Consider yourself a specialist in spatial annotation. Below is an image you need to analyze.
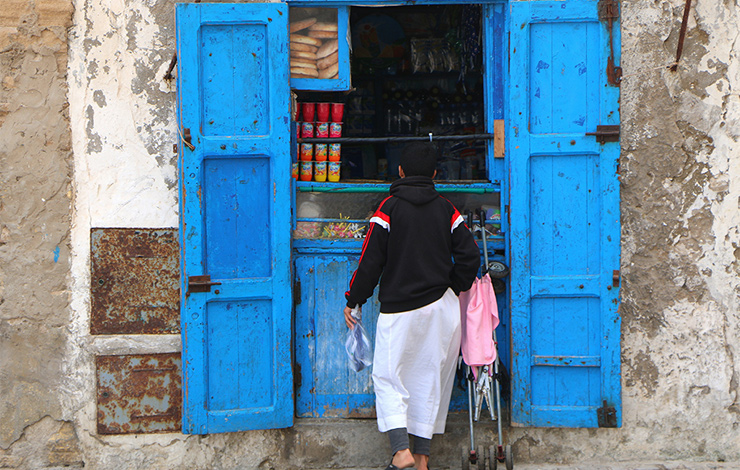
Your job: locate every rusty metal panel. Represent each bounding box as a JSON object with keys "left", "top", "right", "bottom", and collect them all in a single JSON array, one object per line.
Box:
[
  {"left": 96, "top": 353, "right": 182, "bottom": 434},
  {"left": 90, "top": 228, "right": 180, "bottom": 334}
]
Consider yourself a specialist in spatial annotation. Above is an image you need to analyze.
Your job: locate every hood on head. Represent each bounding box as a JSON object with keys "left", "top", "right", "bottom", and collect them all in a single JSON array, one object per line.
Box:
[{"left": 389, "top": 176, "right": 438, "bottom": 205}]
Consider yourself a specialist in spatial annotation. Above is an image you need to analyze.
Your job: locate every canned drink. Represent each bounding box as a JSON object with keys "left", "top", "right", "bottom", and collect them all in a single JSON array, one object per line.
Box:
[
  {"left": 316, "top": 122, "right": 329, "bottom": 138},
  {"left": 314, "top": 161, "right": 327, "bottom": 182},
  {"left": 301, "top": 122, "right": 314, "bottom": 138},
  {"left": 328, "top": 143, "right": 341, "bottom": 161},
  {"left": 328, "top": 161, "right": 341, "bottom": 182},
  {"left": 300, "top": 143, "right": 314, "bottom": 161},
  {"left": 314, "top": 143, "right": 327, "bottom": 161},
  {"left": 299, "top": 161, "right": 313, "bottom": 181},
  {"left": 329, "top": 122, "right": 342, "bottom": 138}
]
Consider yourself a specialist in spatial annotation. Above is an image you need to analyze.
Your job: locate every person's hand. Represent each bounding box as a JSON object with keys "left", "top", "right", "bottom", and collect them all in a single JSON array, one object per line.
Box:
[{"left": 344, "top": 305, "right": 361, "bottom": 329}]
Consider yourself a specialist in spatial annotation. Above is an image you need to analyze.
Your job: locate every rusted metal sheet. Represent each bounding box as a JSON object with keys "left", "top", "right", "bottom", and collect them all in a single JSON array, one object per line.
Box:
[
  {"left": 96, "top": 353, "right": 182, "bottom": 434},
  {"left": 90, "top": 228, "right": 180, "bottom": 334}
]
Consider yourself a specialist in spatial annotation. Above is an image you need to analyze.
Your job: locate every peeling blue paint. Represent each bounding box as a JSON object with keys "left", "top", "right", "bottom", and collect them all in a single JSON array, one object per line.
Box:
[
  {"left": 535, "top": 60, "right": 550, "bottom": 72},
  {"left": 53, "top": 245, "right": 60, "bottom": 263}
]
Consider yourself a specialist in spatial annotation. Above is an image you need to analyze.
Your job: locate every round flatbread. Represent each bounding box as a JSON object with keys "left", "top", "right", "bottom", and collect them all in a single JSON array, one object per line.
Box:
[
  {"left": 290, "top": 58, "right": 317, "bottom": 69},
  {"left": 318, "top": 63, "right": 338, "bottom": 79},
  {"left": 317, "top": 51, "right": 338, "bottom": 70},
  {"left": 290, "top": 42, "right": 318, "bottom": 53},
  {"left": 309, "top": 21, "right": 338, "bottom": 32},
  {"left": 290, "top": 34, "right": 323, "bottom": 47},
  {"left": 317, "top": 39, "right": 339, "bottom": 59},
  {"left": 308, "top": 30, "right": 338, "bottom": 39},
  {"left": 291, "top": 50, "right": 318, "bottom": 60},
  {"left": 291, "top": 66, "right": 319, "bottom": 78},
  {"left": 290, "top": 17, "right": 317, "bottom": 33}
]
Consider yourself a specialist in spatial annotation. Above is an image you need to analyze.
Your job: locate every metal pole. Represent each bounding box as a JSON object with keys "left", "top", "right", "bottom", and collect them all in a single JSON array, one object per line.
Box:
[{"left": 298, "top": 133, "right": 496, "bottom": 144}]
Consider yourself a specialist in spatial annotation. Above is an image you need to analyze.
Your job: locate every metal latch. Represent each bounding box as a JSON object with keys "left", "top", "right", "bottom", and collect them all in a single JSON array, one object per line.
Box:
[
  {"left": 597, "top": 400, "right": 617, "bottom": 427},
  {"left": 187, "top": 275, "right": 221, "bottom": 294},
  {"left": 613, "top": 269, "right": 620, "bottom": 287},
  {"left": 586, "top": 125, "right": 620, "bottom": 144}
]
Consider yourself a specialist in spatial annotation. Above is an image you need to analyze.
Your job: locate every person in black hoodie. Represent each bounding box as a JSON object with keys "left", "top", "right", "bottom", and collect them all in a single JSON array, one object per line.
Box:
[{"left": 344, "top": 143, "right": 480, "bottom": 470}]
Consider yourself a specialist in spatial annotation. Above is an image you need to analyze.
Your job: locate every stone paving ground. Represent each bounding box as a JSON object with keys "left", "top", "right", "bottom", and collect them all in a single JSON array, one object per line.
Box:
[{"left": 326, "top": 463, "right": 740, "bottom": 470}]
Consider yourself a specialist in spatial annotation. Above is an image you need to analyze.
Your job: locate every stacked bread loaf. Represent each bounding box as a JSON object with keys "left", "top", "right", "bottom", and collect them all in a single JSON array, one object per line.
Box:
[{"left": 290, "top": 17, "right": 340, "bottom": 80}]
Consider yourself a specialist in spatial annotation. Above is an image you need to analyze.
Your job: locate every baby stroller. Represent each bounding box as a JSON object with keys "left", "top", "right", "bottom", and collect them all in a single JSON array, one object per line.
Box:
[{"left": 459, "top": 210, "right": 513, "bottom": 470}]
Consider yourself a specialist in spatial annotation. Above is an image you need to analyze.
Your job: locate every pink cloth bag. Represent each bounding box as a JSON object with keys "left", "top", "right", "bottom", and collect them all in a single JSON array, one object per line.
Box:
[{"left": 459, "top": 273, "right": 500, "bottom": 368}]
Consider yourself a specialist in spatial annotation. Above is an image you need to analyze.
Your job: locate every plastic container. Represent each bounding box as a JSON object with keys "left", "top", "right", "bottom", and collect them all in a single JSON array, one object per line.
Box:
[
  {"left": 328, "top": 143, "right": 341, "bottom": 161},
  {"left": 300, "top": 143, "right": 314, "bottom": 161},
  {"left": 330, "top": 122, "right": 342, "bottom": 138},
  {"left": 328, "top": 161, "right": 341, "bottom": 182},
  {"left": 317, "top": 103, "right": 330, "bottom": 122},
  {"left": 314, "top": 161, "right": 327, "bottom": 182},
  {"left": 314, "top": 143, "right": 328, "bottom": 161},
  {"left": 300, "top": 161, "right": 313, "bottom": 181},
  {"left": 291, "top": 162, "right": 299, "bottom": 180},
  {"left": 301, "top": 122, "right": 314, "bottom": 138},
  {"left": 302, "top": 102, "right": 315, "bottom": 122},
  {"left": 331, "top": 103, "right": 344, "bottom": 122},
  {"left": 316, "top": 122, "right": 329, "bottom": 138}
]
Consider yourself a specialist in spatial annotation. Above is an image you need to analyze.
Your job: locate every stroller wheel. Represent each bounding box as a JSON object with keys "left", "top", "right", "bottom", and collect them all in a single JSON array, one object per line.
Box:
[
  {"left": 461, "top": 445, "right": 476, "bottom": 470},
  {"left": 477, "top": 446, "right": 486, "bottom": 470},
  {"left": 505, "top": 445, "right": 513, "bottom": 470},
  {"left": 488, "top": 446, "right": 497, "bottom": 470},
  {"left": 487, "top": 260, "right": 510, "bottom": 279}
]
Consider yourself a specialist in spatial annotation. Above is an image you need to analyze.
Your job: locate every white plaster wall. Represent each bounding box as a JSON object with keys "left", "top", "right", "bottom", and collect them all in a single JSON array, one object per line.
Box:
[{"left": 66, "top": 0, "right": 183, "bottom": 463}]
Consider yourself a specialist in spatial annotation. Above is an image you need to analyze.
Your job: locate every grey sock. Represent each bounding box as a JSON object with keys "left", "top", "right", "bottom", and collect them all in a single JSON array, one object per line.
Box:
[
  {"left": 387, "top": 427, "right": 410, "bottom": 456},
  {"left": 411, "top": 434, "right": 431, "bottom": 456}
]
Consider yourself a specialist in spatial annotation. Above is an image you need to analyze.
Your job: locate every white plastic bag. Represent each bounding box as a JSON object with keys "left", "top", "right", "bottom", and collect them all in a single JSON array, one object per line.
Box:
[{"left": 345, "top": 308, "right": 373, "bottom": 372}]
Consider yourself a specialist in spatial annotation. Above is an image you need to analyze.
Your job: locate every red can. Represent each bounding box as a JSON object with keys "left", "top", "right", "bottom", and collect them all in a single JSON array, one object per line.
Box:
[
  {"left": 329, "top": 122, "right": 342, "bottom": 138},
  {"left": 315, "top": 122, "right": 329, "bottom": 138},
  {"left": 301, "top": 122, "right": 314, "bottom": 138}
]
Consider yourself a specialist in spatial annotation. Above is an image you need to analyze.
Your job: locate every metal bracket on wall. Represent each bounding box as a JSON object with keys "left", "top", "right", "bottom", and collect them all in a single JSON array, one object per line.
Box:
[
  {"left": 597, "top": 400, "right": 618, "bottom": 427},
  {"left": 598, "top": 0, "right": 622, "bottom": 86}
]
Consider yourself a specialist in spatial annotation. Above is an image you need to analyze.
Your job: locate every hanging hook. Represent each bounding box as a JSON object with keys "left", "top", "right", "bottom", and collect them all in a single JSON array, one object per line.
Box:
[{"left": 429, "top": 132, "right": 433, "bottom": 142}]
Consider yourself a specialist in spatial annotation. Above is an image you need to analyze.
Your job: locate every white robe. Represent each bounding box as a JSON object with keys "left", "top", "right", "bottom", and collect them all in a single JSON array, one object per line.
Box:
[{"left": 372, "top": 288, "right": 462, "bottom": 439}]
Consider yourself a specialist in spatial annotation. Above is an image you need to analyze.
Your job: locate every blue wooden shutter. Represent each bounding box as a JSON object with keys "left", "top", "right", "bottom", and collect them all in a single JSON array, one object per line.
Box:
[
  {"left": 508, "top": 0, "right": 621, "bottom": 427},
  {"left": 176, "top": 3, "right": 293, "bottom": 434}
]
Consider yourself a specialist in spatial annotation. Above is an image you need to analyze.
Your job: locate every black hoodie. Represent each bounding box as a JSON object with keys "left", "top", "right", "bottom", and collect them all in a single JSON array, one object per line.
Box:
[{"left": 345, "top": 176, "right": 480, "bottom": 313}]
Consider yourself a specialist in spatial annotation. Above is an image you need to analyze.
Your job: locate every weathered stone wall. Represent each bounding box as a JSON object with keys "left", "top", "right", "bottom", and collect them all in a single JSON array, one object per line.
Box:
[
  {"left": 2, "top": 0, "right": 738, "bottom": 468},
  {"left": 0, "top": 0, "right": 82, "bottom": 468}
]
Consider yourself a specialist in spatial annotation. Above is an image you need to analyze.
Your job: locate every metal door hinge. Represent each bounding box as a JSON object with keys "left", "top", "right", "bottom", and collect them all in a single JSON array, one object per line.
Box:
[
  {"left": 187, "top": 275, "right": 221, "bottom": 294},
  {"left": 586, "top": 125, "right": 620, "bottom": 144},
  {"left": 613, "top": 269, "right": 620, "bottom": 287},
  {"left": 597, "top": 400, "right": 617, "bottom": 427},
  {"left": 598, "top": 0, "right": 620, "bottom": 20}
]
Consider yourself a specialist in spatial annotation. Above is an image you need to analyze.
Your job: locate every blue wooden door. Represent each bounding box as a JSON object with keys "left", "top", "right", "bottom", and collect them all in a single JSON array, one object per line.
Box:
[
  {"left": 176, "top": 3, "right": 293, "bottom": 434},
  {"left": 508, "top": 0, "right": 621, "bottom": 427}
]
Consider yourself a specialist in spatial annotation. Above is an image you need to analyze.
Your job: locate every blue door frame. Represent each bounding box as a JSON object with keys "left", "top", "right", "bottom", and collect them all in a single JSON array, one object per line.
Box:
[{"left": 176, "top": 0, "right": 621, "bottom": 433}]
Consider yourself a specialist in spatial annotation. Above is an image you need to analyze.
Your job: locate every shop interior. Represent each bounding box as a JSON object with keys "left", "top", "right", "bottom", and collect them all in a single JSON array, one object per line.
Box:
[
  {"left": 291, "top": 4, "right": 502, "bottom": 242},
  {"left": 293, "top": 4, "right": 488, "bottom": 183}
]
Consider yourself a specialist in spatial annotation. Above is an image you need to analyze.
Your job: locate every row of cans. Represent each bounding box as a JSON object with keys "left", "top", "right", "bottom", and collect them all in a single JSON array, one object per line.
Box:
[
  {"left": 292, "top": 160, "right": 341, "bottom": 182},
  {"left": 299, "top": 121, "right": 343, "bottom": 138},
  {"left": 299, "top": 142, "right": 341, "bottom": 161}
]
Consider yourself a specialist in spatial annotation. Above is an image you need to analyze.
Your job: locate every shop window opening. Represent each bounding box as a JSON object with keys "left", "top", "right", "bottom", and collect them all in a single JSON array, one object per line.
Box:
[{"left": 292, "top": 4, "right": 505, "bottom": 244}]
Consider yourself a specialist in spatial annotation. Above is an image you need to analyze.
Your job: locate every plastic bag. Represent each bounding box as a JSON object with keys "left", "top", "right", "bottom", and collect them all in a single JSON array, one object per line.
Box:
[{"left": 345, "top": 308, "right": 373, "bottom": 372}]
